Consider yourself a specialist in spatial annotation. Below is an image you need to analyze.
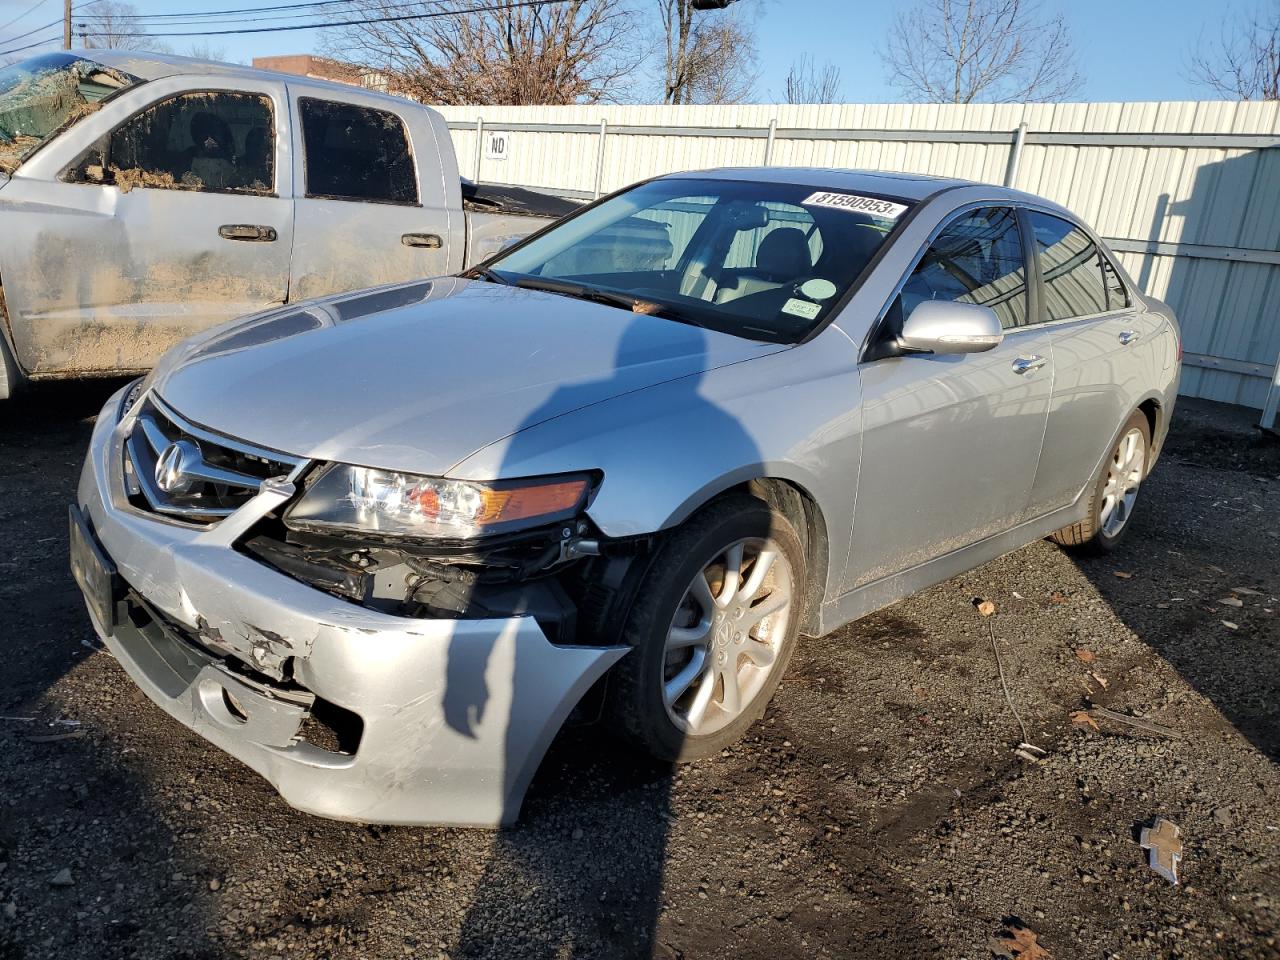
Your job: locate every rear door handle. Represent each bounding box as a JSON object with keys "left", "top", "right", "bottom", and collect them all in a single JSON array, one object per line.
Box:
[
  {"left": 219, "top": 224, "right": 277, "bottom": 242},
  {"left": 1011, "top": 355, "right": 1048, "bottom": 374},
  {"left": 402, "top": 233, "right": 443, "bottom": 249},
  {"left": 1118, "top": 329, "right": 1140, "bottom": 345}
]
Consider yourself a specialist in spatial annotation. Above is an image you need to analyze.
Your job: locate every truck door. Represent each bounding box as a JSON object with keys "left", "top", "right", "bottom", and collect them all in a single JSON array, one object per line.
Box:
[
  {"left": 0, "top": 77, "right": 294, "bottom": 375},
  {"left": 287, "top": 91, "right": 452, "bottom": 301}
]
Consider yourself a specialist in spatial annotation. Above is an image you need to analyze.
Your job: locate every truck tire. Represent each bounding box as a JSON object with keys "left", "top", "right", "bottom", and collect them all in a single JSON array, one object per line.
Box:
[
  {"left": 0, "top": 307, "right": 19, "bottom": 401},
  {"left": 1051, "top": 411, "right": 1151, "bottom": 554}
]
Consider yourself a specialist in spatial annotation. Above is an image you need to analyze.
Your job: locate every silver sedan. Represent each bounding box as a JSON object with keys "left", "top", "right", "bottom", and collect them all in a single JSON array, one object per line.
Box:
[{"left": 70, "top": 167, "right": 1180, "bottom": 826}]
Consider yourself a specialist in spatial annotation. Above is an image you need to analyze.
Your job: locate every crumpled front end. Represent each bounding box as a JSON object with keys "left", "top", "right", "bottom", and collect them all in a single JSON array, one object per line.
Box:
[{"left": 73, "top": 384, "right": 626, "bottom": 827}]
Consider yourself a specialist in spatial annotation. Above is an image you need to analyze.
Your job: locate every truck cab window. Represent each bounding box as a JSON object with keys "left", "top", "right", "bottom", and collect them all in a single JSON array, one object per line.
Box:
[
  {"left": 74, "top": 91, "right": 274, "bottom": 194},
  {"left": 299, "top": 98, "right": 418, "bottom": 205}
]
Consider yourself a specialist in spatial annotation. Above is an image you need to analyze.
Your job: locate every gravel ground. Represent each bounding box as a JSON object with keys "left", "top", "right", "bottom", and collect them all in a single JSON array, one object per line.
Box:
[{"left": 0, "top": 384, "right": 1277, "bottom": 960}]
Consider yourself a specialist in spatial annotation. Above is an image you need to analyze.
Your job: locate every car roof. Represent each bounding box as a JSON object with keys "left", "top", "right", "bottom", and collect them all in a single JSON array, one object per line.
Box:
[
  {"left": 81, "top": 50, "right": 420, "bottom": 112},
  {"left": 663, "top": 166, "right": 1019, "bottom": 203}
]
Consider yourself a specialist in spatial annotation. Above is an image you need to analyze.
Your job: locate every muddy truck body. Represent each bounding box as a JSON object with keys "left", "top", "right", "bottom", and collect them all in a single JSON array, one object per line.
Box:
[{"left": 0, "top": 51, "right": 575, "bottom": 398}]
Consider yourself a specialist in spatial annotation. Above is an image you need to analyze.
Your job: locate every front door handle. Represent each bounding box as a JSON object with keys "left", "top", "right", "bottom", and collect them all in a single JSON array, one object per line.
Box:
[
  {"left": 219, "top": 224, "right": 277, "bottom": 242},
  {"left": 1011, "top": 354, "right": 1048, "bottom": 374},
  {"left": 402, "top": 232, "right": 443, "bottom": 249},
  {"left": 1118, "top": 329, "right": 1140, "bottom": 345}
]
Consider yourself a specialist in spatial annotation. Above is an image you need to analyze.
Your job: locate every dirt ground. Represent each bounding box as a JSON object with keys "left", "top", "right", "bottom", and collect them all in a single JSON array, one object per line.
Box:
[{"left": 0, "top": 383, "right": 1277, "bottom": 960}]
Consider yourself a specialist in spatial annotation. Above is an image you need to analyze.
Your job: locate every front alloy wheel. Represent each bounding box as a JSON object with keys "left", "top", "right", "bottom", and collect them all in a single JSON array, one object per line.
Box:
[
  {"left": 662, "top": 538, "right": 793, "bottom": 736},
  {"left": 606, "top": 494, "right": 806, "bottom": 761}
]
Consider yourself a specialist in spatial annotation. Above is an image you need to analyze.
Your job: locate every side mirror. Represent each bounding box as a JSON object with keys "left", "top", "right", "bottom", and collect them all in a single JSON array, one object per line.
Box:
[{"left": 898, "top": 300, "right": 1004, "bottom": 355}]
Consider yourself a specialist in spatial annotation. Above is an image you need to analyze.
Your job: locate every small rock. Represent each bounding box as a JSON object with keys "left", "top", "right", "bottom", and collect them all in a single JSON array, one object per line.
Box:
[
  {"left": 1233, "top": 587, "right": 1263, "bottom": 596},
  {"left": 208, "top": 878, "right": 222, "bottom": 891},
  {"left": 1222, "top": 621, "right": 1239, "bottom": 630},
  {"left": 1114, "top": 570, "right": 1134, "bottom": 580},
  {"left": 49, "top": 868, "right": 73, "bottom": 887},
  {"left": 1219, "top": 597, "right": 1244, "bottom": 608},
  {"left": 1213, "top": 808, "right": 1233, "bottom": 827}
]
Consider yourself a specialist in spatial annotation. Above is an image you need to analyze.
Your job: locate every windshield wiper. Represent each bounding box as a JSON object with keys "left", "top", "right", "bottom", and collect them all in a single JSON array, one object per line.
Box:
[
  {"left": 468, "top": 266, "right": 511, "bottom": 285},
  {"left": 514, "top": 277, "right": 703, "bottom": 328}
]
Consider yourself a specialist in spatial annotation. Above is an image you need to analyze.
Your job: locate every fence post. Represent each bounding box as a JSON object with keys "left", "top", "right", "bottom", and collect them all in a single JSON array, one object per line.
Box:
[
  {"left": 763, "top": 118, "right": 777, "bottom": 165},
  {"left": 593, "top": 119, "right": 608, "bottom": 199},
  {"left": 474, "top": 116, "right": 484, "bottom": 182},
  {"left": 1262, "top": 349, "right": 1280, "bottom": 433},
  {"left": 1004, "top": 121, "right": 1027, "bottom": 187}
]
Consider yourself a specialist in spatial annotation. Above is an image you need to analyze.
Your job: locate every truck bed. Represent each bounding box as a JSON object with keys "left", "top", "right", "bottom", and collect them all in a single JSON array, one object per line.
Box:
[{"left": 461, "top": 180, "right": 581, "bottom": 220}]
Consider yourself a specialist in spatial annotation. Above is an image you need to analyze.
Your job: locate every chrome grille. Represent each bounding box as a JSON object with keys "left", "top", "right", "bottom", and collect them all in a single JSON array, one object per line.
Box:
[{"left": 124, "top": 395, "right": 304, "bottom": 522}]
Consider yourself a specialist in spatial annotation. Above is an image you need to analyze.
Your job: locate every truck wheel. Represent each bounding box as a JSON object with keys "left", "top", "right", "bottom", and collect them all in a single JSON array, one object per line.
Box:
[
  {"left": 0, "top": 331, "right": 20, "bottom": 401},
  {"left": 1051, "top": 411, "right": 1151, "bottom": 553},
  {"left": 606, "top": 494, "right": 805, "bottom": 762}
]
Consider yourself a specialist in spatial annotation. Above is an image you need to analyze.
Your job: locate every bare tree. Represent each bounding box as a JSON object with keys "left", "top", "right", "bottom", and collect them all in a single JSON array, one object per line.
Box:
[
  {"left": 883, "top": 0, "right": 1081, "bottom": 103},
  {"left": 324, "top": 0, "right": 640, "bottom": 105},
  {"left": 80, "top": 1, "right": 165, "bottom": 51},
  {"left": 186, "top": 42, "right": 231, "bottom": 63},
  {"left": 784, "top": 54, "right": 842, "bottom": 104},
  {"left": 658, "top": 0, "right": 758, "bottom": 104},
  {"left": 1188, "top": 3, "right": 1280, "bottom": 100}
]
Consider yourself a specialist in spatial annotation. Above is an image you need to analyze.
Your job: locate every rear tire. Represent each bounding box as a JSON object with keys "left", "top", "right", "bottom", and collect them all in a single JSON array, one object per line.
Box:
[
  {"left": 0, "top": 288, "right": 19, "bottom": 401},
  {"left": 605, "top": 494, "right": 806, "bottom": 762},
  {"left": 1051, "top": 411, "right": 1151, "bottom": 554}
]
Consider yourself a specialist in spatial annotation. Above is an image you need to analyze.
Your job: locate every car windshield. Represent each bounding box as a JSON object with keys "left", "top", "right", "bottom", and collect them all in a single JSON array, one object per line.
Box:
[
  {"left": 486, "top": 177, "right": 912, "bottom": 343},
  {"left": 0, "top": 52, "right": 139, "bottom": 175}
]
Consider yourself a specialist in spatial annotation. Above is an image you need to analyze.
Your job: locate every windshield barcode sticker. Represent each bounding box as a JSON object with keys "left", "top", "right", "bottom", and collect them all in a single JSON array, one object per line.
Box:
[
  {"left": 802, "top": 192, "right": 909, "bottom": 219},
  {"left": 782, "top": 298, "right": 822, "bottom": 320}
]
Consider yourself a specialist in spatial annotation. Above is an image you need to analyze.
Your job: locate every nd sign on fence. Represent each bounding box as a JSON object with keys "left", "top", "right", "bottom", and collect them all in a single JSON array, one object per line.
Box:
[{"left": 484, "top": 131, "right": 510, "bottom": 162}]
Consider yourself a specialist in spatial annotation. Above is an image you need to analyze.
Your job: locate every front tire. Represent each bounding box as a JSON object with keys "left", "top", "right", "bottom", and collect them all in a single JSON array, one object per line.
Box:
[
  {"left": 1051, "top": 411, "right": 1151, "bottom": 553},
  {"left": 606, "top": 494, "right": 806, "bottom": 762}
]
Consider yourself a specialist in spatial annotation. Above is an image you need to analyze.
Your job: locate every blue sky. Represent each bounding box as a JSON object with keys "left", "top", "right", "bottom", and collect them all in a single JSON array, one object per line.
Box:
[{"left": 0, "top": 0, "right": 1226, "bottom": 102}]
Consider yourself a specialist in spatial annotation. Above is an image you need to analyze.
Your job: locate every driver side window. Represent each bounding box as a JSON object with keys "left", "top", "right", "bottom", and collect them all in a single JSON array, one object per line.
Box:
[
  {"left": 895, "top": 205, "right": 1028, "bottom": 332},
  {"left": 67, "top": 91, "right": 274, "bottom": 195}
]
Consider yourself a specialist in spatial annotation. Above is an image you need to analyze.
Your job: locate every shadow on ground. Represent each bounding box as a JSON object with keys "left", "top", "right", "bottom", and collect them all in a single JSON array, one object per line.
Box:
[{"left": 0, "top": 389, "right": 1275, "bottom": 959}]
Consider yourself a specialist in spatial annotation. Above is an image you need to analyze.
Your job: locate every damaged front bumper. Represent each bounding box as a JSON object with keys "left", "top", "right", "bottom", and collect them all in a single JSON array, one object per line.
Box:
[{"left": 73, "top": 385, "right": 626, "bottom": 827}]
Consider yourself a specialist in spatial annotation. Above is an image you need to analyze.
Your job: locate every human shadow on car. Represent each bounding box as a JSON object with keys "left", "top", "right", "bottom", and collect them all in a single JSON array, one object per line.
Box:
[{"left": 444, "top": 314, "right": 765, "bottom": 958}]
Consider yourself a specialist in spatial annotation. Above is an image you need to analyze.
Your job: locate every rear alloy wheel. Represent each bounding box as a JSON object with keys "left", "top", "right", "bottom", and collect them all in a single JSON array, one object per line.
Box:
[
  {"left": 1051, "top": 411, "right": 1151, "bottom": 553},
  {"left": 606, "top": 494, "right": 805, "bottom": 761}
]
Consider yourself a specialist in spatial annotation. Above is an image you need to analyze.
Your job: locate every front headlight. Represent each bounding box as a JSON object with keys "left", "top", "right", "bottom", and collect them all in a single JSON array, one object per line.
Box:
[{"left": 283, "top": 465, "right": 593, "bottom": 540}]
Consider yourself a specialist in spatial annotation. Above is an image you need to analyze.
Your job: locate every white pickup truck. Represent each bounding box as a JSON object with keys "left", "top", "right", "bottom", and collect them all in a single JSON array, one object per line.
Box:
[{"left": 0, "top": 51, "right": 575, "bottom": 398}]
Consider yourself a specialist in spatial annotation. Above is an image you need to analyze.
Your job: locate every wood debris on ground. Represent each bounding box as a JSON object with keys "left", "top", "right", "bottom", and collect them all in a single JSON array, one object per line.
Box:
[{"left": 990, "top": 922, "right": 1052, "bottom": 958}]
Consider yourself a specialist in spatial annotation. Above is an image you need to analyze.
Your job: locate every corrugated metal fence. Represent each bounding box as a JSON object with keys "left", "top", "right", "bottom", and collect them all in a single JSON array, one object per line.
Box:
[{"left": 436, "top": 101, "right": 1280, "bottom": 410}]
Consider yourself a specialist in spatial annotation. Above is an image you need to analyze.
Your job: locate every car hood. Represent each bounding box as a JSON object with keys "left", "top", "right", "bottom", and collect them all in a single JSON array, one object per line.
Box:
[{"left": 153, "top": 277, "right": 785, "bottom": 477}]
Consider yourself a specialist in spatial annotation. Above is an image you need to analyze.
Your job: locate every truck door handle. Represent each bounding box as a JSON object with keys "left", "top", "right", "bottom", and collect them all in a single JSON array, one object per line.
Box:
[
  {"left": 219, "top": 224, "right": 277, "bottom": 242},
  {"left": 1011, "top": 355, "right": 1048, "bottom": 374},
  {"left": 1118, "top": 329, "right": 1140, "bottom": 345},
  {"left": 401, "top": 232, "right": 443, "bottom": 249}
]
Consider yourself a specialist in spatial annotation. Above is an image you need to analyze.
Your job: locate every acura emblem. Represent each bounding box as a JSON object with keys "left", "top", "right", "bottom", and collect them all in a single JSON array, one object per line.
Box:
[{"left": 155, "top": 439, "right": 203, "bottom": 495}]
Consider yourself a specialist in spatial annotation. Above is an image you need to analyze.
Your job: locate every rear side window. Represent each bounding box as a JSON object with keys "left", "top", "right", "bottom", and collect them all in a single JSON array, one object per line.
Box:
[
  {"left": 299, "top": 98, "right": 417, "bottom": 205},
  {"left": 1028, "top": 212, "right": 1108, "bottom": 321},
  {"left": 897, "top": 205, "right": 1028, "bottom": 330},
  {"left": 70, "top": 90, "right": 274, "bottom": 194}
]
